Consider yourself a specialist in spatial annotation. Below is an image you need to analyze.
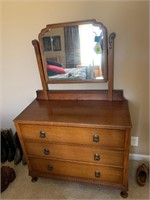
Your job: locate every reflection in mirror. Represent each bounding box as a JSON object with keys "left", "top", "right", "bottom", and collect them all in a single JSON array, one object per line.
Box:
[{"left": 39, "top": 20, "right": 108, "bottom": 83}]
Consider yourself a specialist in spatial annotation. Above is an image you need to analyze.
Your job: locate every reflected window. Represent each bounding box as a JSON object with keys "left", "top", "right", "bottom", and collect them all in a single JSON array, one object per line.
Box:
[{"left": 79, "top": 24, "right": 102, "bottom": 67}]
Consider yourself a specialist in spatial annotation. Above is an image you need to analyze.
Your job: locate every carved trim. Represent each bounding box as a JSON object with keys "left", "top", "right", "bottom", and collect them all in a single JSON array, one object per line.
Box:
[
  {"left": 39, "top": 19, "right": 107, "bottom": 37},
  {"left": 109, "top": 32, "right": 116, "bottom": 50}
]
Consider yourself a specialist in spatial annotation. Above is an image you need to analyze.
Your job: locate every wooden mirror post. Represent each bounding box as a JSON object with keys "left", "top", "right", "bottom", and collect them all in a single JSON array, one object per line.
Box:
[
  {"left": 108, "top": 32, "right": 116, "bottom": 101},
  {"left": 32, "top": 40, "right": 49, "bottom": 100}
]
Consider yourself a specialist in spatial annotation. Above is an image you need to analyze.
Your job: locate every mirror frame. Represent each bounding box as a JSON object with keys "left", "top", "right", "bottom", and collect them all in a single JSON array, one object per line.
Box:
[{"left": 38, "top": 19, "right": 108, "bottom": 84}]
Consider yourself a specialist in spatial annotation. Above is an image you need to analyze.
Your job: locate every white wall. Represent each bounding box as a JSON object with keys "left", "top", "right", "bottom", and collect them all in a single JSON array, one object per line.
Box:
[{"left": 1, "top": 1, "right": 149, "bottom": 155}]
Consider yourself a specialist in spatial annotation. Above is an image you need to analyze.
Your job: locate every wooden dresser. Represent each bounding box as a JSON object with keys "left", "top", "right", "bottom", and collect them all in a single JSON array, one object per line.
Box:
[
  {"left": 14, "top": 19, "right": 132, "bottom": 198},
  {"left": 14, "top": 99, "right": 131, "bottom": 198}
]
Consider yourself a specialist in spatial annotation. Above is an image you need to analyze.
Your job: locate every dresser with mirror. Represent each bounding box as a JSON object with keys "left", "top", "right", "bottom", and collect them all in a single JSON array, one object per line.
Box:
[{"left": 14, "top": 19, "right": 131, "bottom": 198}]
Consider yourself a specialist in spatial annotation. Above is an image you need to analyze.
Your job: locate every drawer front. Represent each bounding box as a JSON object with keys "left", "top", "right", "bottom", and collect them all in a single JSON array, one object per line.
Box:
[
  {"left": 25, "top": 142, "right": 124, "bottom": 166},
  {"left": 29, "top": 157, "right": 123, "bottom": 184},
  {"left": 20, "top": 124, "right": 125, "bottom": 148}
]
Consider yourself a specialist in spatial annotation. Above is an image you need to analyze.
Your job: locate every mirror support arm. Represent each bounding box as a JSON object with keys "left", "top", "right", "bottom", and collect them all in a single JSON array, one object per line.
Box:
[
  {"left": 108, "top": 33, "right": 116, "bottom": 101},
  {"left": 32, "top": 40, "right": 48, "bottom": 100}
]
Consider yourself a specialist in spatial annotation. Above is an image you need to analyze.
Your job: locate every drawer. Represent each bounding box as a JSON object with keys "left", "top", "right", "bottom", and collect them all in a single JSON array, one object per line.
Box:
[
  {"left": 25, "top": 142, "right": 124, "bottom": 166},
  {"left": 20, "top": 124, "right": 125, "bottom": 148},
  {"left": 29, "top": 157, "right": 123, "bottom": 184}
]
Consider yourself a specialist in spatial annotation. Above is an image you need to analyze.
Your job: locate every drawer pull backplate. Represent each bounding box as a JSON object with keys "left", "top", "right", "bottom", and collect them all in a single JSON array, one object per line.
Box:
[
  {"left": 44, "top": 148, "right": 49, "bottom": 155},
  {"left": 94, "top": 153, "right": 100, "bottom": 161},
  {"left": 40, "top": 131, "right": 46, "bottom": 138},
  {"left": 48, "top": 164, "right": 53, "bottom": 171},
  {"left": 93, "top": 134, "right": 100, "bottom": 142},
  {"left": 95, "top": 171, "right": 101, "bottom": 178}
]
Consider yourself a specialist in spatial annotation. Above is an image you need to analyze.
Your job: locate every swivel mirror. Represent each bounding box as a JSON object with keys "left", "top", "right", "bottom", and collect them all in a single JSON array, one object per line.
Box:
[
  {"left": 32, "top": 19, "right": 116, "bottom": 100},
  {"left": 38, "top": 19, "right": 108, "bottom": 83}
]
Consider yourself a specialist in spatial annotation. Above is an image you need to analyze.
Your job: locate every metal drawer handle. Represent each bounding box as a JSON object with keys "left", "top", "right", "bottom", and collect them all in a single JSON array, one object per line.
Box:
[
  {"left": 95, "top": 171, "right": 101, "bottom": 178},
  {"left": 94, "top": 153, "right": 100, "bottom": 161},
  {"left": 44, "top": 148, "right": 49, "bottom": 155},
  {"left": 40, "top": 131, "right": 46, "bottom": 138},
  {"left": 48, "top": 164, "right": 53, "bottom": 171},
  {"left": 93, "top": 134, "right": 99, "bottom": 143}
]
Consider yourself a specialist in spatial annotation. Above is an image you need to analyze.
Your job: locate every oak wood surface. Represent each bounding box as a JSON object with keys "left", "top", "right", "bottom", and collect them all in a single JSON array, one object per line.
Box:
[
  {"left": 32, "top": 40, "right": 48, "bottom": 100},
  {"left": 14, "top": 99, "right": 131, "bottom": 129},
  {"left": 20, "top": 124, "right": 126, "bottom": 148},
  {"left": 14, "top": 98, "right": 131, "bottom": 196},
  {"left": 25, "top": 142, "right": 124, "bottom": 166},
  {"left": 29, "top": 157, "right": 123, "bottom": 184},
  {"left": 108, "top": 33, "right": 116, "bottom": 100},
  {"left": 36, "top": 90, "right": 125, "bottom": 101}
]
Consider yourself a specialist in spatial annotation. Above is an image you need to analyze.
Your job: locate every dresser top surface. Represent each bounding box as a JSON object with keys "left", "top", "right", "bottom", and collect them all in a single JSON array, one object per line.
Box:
[{"left": 14, "top": 99, "right": 132, "bottom": 129}]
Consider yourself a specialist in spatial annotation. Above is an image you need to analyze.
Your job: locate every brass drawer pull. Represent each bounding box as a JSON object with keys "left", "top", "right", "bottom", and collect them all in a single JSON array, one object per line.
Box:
[
  {"left": 95, "top": 171, "right": 101, "bottom": 178},
  {"left": 93, "top": 134, "right": 99, "bottom": 142},
  {"left": 94, "top": 153, "right": 100, "bottom": 161},
  {"left": 40, "top": 131, "right": 46, "bottom": 138},
  {"left": 44, "top": 148, "right": 49, "bottom": 155},
  {"left": 48, "top": 164, "right": 53, "bottom": 171}
]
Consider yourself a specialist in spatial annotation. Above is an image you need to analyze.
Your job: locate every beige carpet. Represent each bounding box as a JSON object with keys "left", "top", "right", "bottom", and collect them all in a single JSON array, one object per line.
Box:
[{"left": 1, "top": 159, "right": 149, "bottom": 199}]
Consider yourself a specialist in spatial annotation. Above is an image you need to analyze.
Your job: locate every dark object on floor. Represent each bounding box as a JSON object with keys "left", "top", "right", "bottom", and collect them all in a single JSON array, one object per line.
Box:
[
  {"left": 1, "top": 129, "right": 24, "bottom": 164},
  {"left": 136, "top": 163, "right": 148, "bottom": 186},
  {"left": 1, "top": 166, "right": 16, "bottom": 192},
  {"left": 1, "top": 129, "right": 16, "bottom": 162},
  {"left": 22, "top": 155, "right": 27, "bottom": 165},
  {"left": 1, "top": 132, "right": 9, "bottom": 163},
  {"left": 14, "top": 132, "right": 23, "bottom": 165}
]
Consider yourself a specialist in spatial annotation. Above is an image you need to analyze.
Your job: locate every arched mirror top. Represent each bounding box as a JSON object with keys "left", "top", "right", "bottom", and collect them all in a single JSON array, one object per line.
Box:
[{"left": 38, "top": 19, "right": 108, "bottom": 84}]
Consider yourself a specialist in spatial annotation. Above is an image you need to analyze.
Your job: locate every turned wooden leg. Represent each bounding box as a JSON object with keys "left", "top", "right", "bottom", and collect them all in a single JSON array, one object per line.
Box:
[
  {"left": 120, "top": 191, "right": 128, "bottom": 198},
  {"left": 31, "top": 177, "right": 38, "bottom": 182}
]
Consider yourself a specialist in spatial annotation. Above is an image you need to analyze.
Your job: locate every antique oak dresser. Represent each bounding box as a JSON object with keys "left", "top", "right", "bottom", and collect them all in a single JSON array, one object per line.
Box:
[{"left": 14, "top": 20, "right": 132, "bottom": 198}]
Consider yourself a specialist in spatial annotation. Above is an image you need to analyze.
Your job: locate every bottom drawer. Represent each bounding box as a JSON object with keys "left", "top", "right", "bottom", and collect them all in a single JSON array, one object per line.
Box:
[{"left": 29, "top": 157, "right": 123, "bottom": 184}]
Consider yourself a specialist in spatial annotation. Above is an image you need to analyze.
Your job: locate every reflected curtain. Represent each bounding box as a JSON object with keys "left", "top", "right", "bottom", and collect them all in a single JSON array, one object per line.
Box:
[{"left": 64, "top": 26, "right": 80, "bottom": 68}]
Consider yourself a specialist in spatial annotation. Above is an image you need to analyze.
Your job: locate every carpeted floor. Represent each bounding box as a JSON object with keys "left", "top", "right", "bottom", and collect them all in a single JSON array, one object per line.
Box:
[{"left": 1, "top": 159, "right": 149, "bottom": 199}]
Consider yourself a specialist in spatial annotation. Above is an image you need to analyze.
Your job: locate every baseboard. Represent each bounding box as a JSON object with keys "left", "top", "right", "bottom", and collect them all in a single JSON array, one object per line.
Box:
[{"left": 129, "top": 153, "right": 150, "bottom": 161}]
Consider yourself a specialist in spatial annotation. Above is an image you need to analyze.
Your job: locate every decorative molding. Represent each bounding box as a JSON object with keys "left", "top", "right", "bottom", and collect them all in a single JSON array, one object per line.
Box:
[
  {"left": 129, "top": 153, "right": 150, "bottom": 161},
  {"left": 109, "top": 32, "right": 116, "bottom": 50}
]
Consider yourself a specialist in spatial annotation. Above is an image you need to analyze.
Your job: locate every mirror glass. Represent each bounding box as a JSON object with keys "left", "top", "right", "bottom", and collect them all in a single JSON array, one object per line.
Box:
[{"left": 39, "top": 20, "right": 108, "bottom": 83}]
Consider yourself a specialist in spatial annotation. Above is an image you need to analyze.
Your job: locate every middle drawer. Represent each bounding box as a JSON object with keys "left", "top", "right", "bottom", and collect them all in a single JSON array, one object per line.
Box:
[{"left": 25, "top": 142, "right": 124, "bottom": 166}]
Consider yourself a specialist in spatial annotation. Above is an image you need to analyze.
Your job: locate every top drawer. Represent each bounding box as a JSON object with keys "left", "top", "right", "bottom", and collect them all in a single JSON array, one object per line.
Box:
[{"left": 20, "top": 124, "right": 125, "bottom": 148}]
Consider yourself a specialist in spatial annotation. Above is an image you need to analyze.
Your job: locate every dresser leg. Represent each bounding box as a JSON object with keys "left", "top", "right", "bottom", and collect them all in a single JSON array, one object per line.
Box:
[
  {"left": 120, "top": 191, "right": 128, "bottom": 198},
  {"left": 31, "top": 177, "right": 38, "bottom": 182}
]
